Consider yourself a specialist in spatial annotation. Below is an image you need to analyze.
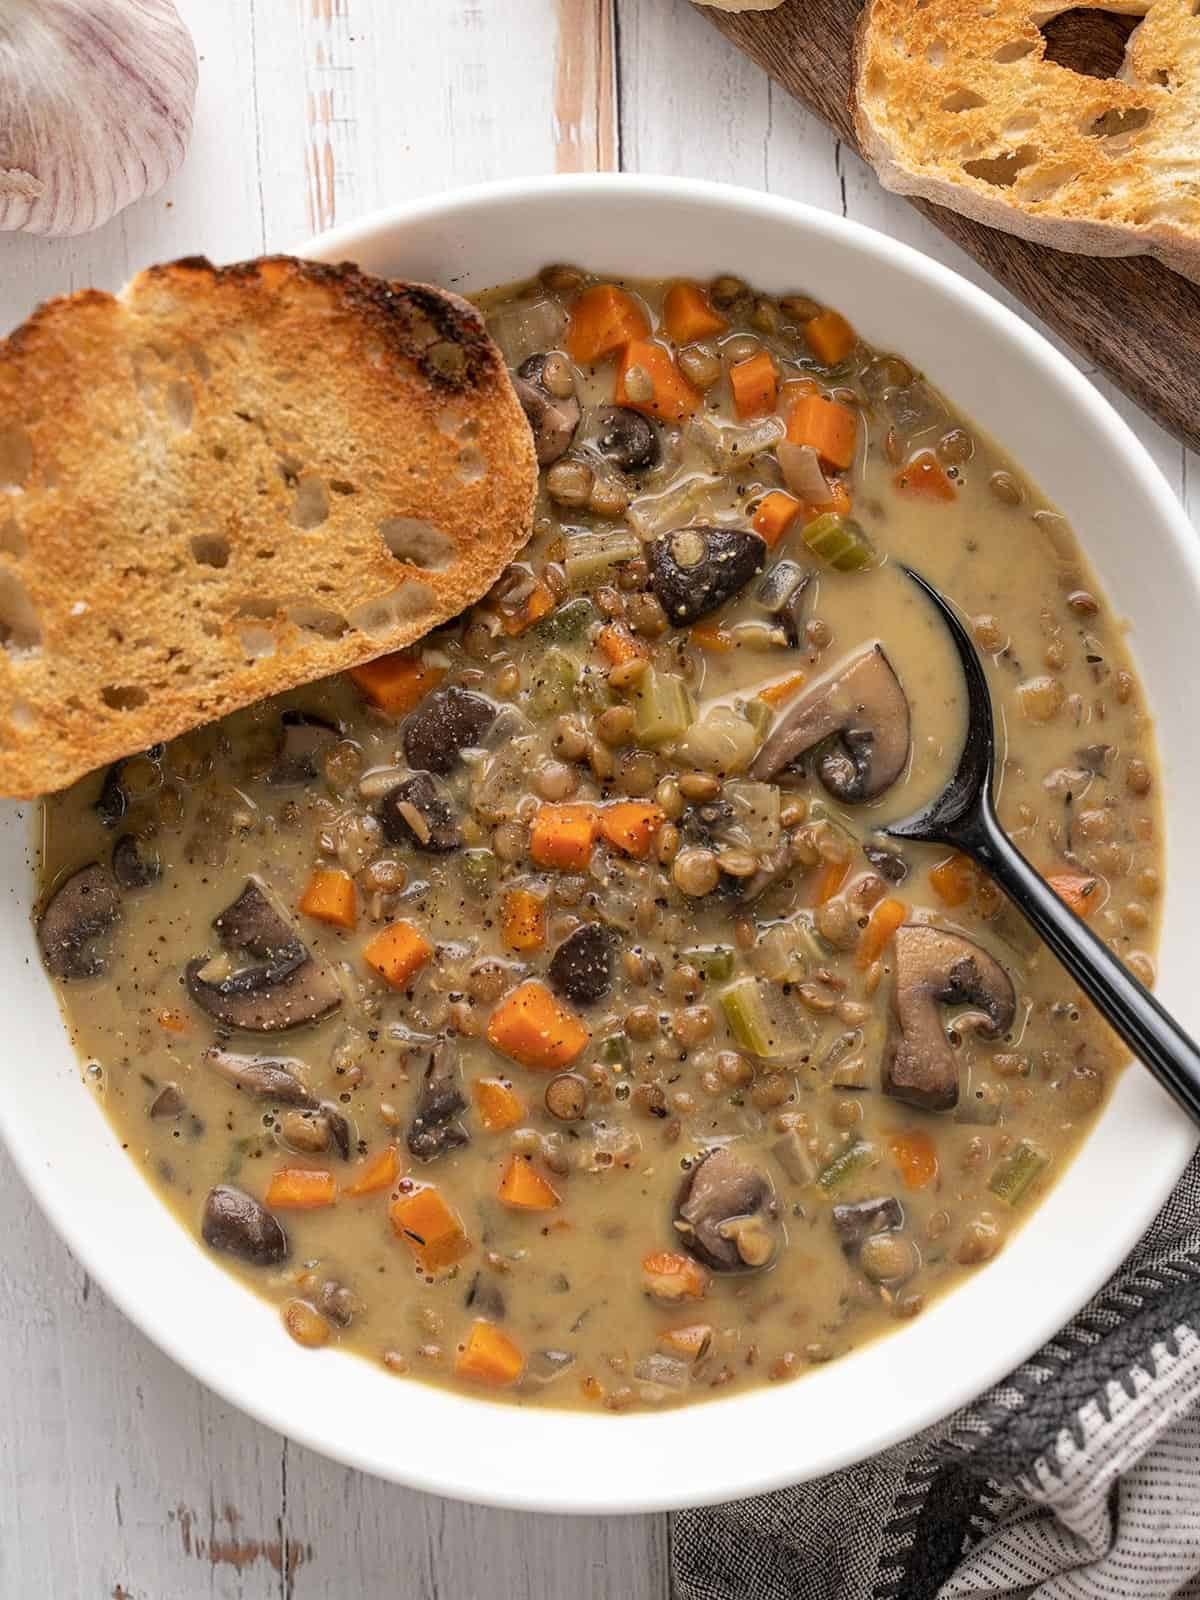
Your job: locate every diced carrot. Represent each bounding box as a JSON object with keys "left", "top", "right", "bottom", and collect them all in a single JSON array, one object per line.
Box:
[
  {"left": 157, "top": 1008, "right": 189, "bottom": 1035},
  {"left": 299, "top": 868, "right": 357, "bottom": 931},
  {"left": 779, "top": 376, "right": 819, "bottom": 415},
  {"left": 929, "top": 853, "right": 974, "bottom": 908},
  {"left": 565, "top": 283, "right": 650, "bottom": 364},
  {"left": 895, "top": 451, "right": 957, "bottom": 502},
  {"left": 753, "top": 490, "right": 802, "bottom": 549},
  {"left": 344, "top": 1146, "right": 401, "bottom": 1198},
  {"left": 349, "top": 652, "right": 444, "bottom": 716},
  {"left": 729, "top": 350, "right": 778, "bottom": 420},
  {"left": 473, "top": 1076, "right": 526, "bottom": 1133},
  {"left": 657, "top": 1323, "right": 715, "bottom": 1362},
  {"left": 641, "top": 1249, "right": 709, "bottom": 1302},
  {"left": 486, "top": 980, "right": 589, "bottom": 1071},
  {"left": 890, "top": 1129, "right": 939, "bottom": 1191},
  {"left": 616, "top": 339, "right": 702, "bottom": 423},
  {"left": 663, "top": 282, "right": 727, "bottom": 345},
  {"left": 690, "top": 618, "right": 736, "bottom": 653},
  {"left": 497, "top": 1153, "right": 562, "bottom": 1210},
  {"left": 500, "top": 579, "right": 556, "bottom": 637},
  {"left": 857, "top": 896, "right": 908, "bottom": 969},
  {"left": 597, "top": 621, "right": 650, "bottom": 666},
  {"left": 390, "top": 1185, "right": 471, "bottom": 1273},
  {"left": 1047, "top": 872, "right": 1103, "bottom": 919},
  {"left": 502, "top": 886, "right": 546, "bottom": 951},
  {"left": 529, "top": 803, "right": 600, "bottom": 871},
  {"left": 787, "top": 393, "right": 857, "bottom": 471},
  {"left": 812, "top": 858, "right": 850, "bottom": 905},
  {"left": 802, "top": 478, "right": 853, "bottom": 521},
  {"left": 599, "top": 802, "right": 664, "bottom": 860},
  {"left": 804, "top": 308, "right": 857, "bottom": 366},
  {"left": 757, "top": 670, "right": 807, "bottom": 707},
  {"left": 455, "top": 1319, "right": 525, "bottom": 1387},
  {"left": 363, "top": 920, "right": 433, "bottom": 988},
  {"left": 266, "top": 1167, "right": 337, "bottom": 1210}
]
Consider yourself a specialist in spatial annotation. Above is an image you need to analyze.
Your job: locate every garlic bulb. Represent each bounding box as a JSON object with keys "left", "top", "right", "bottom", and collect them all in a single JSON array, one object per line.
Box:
[{"left": 0, "top": 0, "right": 198, "bottom": 236}]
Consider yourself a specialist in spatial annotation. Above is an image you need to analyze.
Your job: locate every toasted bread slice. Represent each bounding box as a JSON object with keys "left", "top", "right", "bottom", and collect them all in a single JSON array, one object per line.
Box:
[
  {"left": 854, "top": 0, "right": 1200, "bottom": 282},
  {"left": 0, "top": 255, "right": 536, "bottom": 798}
]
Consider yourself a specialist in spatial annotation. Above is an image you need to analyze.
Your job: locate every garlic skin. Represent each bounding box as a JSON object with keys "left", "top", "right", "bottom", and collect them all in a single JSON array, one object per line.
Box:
[{"left": 0, "top": 0, "right": 198, "bottom": 236}]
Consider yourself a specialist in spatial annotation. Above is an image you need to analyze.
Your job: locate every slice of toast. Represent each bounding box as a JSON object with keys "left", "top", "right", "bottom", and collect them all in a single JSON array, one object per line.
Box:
[
  {"left": 853, "top": 0, "right": 1200, "bottom": 282},
  {"left": 0, "top": 255, "right": 536, "bottom": 798}
]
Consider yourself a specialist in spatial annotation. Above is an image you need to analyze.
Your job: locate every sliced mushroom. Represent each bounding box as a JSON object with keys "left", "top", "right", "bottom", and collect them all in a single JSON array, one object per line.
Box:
[
  {"left": 37, "top": 863, "right": 121, "bottom": 979},
  {"left": 464, "top": 1271, "right": 507, "bottom": 1321},
  {"left": 94, "top": 744, "right": 164, "bottom": 827},
  {"left": 883, "top": 925, "right": 1016, "bottom": 1111},
  {"left": 111, "top": 832, "right": 161, "bottom": 889},
  {"left": 267, "top": 711, "right": 339, "bottom": 786},
  {"left": 148, "top": 1083, "right": 185, "bottom": 1120},
  {"left": 185, "top": 880, "right": 342, "bottom": 1033},
  {"left": 755, "top": 559, "right": 811, "bottom": 646},
  {"left": 595, "top": 405, "right": 659, "bottom": 471},
  {"left": 201, "top": 1185, "right": 288, "bottom": 1266},
  {"left": 674, "top": 1147, "right": 780, "bottom": 1273},
  {"left": 831, "top": 1195, "right": 904, "bottom": 1253},
  {"left": 206, "top": 1049, "right": 318, "bottom": 1107},
  {"left": 378, "top": 772, "right": 462, "bottom": 852},
  {"left": 407, "top": 1041, "right": 469, "bottom": 1161},
  {"left": 514, "top": 353, "right": 580, "bottom": 466},
  {"left": 403, "top": 686, "right": 496, "bottom": 776},
  {"left": 548, "top": 923, "right": 615, "bottom": 1006},
  {"left": 750, "top": 644, "right": 911, "bottom": 801},
  {"left": 648, "top": 525, "right": 767, "bottom": 626},
  {"left": 863, "top": 841, "right": 909, "bottom": 885}
]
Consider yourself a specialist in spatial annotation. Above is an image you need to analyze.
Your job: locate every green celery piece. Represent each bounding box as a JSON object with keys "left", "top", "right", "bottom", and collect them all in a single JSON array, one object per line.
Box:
[
  {"left": 600, "top": 1033, "right": 632, "bottom": 1067},
  {"left": 719, "top": 977, "right": 774, "bottom": 1057},
  {"left": 529, "top": 649, "right": 578, "bottom": 715},
  {"left": 988, "top": 1139, "right": 1049, "bottom": 1206},
  {"left": 564, "top": 529, "right": 641, "bottom": 587},
  {"left": 684, "top": 946, "right": 736, "bottom": 982},
  {"left": 802, "top": 513, "right": 875, "bottom": 573},
  {"left": 816, "top": 1139, "right": 877, "bottom": 1192},
  {"left": 460, "top": 849, "right": 497, "bottom": 898},
  {"left": 633, "top": 668, "right": 694, "bottom": 747},
  {"left": 530, "top": 597, "right": 599, "bottom": 646}
]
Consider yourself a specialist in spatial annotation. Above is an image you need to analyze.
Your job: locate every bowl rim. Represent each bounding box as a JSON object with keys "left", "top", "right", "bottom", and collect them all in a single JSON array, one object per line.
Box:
[{"left": 5, "top": 172, "right": 1197, "bottom": 1516}]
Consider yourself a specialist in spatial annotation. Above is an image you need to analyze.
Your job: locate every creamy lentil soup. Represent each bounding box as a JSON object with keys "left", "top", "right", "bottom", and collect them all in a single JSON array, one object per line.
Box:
[{"left": 37, "top": 264, "right": 1162, "bottom": 1411}]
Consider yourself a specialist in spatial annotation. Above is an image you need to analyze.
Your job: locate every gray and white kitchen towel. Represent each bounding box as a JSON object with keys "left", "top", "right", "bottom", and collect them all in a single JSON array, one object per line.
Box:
[{"left": 675, "top": 1151, "right": 1200, "bottom": 1600}]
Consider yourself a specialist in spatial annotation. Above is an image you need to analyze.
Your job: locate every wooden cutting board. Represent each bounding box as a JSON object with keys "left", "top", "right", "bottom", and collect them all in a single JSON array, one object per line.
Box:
[{"left": 700, "top": 0, "right": 1200, "bottom": 456}]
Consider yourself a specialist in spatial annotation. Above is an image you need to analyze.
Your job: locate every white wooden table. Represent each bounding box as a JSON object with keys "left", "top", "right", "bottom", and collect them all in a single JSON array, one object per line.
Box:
[{"left": 1, "top": 2, "right": 1195, "bottom": 1594}]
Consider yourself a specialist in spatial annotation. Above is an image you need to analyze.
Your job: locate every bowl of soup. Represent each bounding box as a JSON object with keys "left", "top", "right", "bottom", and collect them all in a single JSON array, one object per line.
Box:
[{"left": 7, "top": 175, "right": 1200, "bottom": 1511}]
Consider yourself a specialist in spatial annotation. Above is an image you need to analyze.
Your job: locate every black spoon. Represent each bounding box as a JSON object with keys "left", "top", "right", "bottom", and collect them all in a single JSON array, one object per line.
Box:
[{"left": 886, "top": 566, "right": 1200, "bottom": 1125}]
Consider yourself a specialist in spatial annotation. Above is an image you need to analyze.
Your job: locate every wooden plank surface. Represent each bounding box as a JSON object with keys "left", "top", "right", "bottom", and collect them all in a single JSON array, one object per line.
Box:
[
  {"left": 0, "top": 0, "right": 1193, "bottom": 1595},
  {"left": 699, "top": 0, "right": 1200, "bottom": 457}
]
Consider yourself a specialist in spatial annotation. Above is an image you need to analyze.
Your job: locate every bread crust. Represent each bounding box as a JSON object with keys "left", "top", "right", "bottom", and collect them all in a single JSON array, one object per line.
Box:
[
  {"left": 0, "top": 255, "right": 537, "bottom": 798},
  {"left": 853, "top": 0, "right": 1200, "bottom": 283}
]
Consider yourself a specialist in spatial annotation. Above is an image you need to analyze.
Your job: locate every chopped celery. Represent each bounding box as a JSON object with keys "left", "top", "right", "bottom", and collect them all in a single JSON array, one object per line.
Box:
[
  {"left": 633, "top": 668, "right": 694, "bottom": 747},
  {"left": 530, "top": 596, "right": 599, "bottom": 646},
  {"left": 684, "top": 945, "right": 735, "bottom": 982},
  {"left": 754, "top": 920, "right": 810, "bottom": 984},
  {"left": 600, "top": 1032, "right": 632, "bottom": 1067},
  {"left": 721, "top": 978, "right": 775, "bottom": 1056},
  {"left": 816, "top": 1139, "right": 877, "bottom": 1193},
  {"left": 577, "top": 664, "right": 614, "bottom": 714},
  {"left": 772, "top": 1129, "right": 816, "bottom": 1186},
  {"left": 802, "top": 513, "right": 876, "bottom": 573},
  {"left": 529, "top": 648, "right": 578, "bottom": 715},
  {"left": 988, "top": 1139, "right": 1049, "bottom": 1206},
  {"left": 564, "top": 528, "right": 641, "bottom": 587},
  {"left": 725, "top": 780, "right": 781, "bottom": 850},
  {"left": 460, "top": 848, "right": 497, "bottom": 897}
]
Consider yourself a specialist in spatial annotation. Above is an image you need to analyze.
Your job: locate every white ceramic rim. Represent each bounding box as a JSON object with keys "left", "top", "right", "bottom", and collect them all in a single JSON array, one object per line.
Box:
[{"left": 3, "top": 174, "right": 1197, "bottom": 1515}]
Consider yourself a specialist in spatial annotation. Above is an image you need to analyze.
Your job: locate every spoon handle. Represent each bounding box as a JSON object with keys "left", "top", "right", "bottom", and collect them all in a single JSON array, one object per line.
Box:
[{"left": 955, "top": 803, "right": 1200, "bottom": 1123}]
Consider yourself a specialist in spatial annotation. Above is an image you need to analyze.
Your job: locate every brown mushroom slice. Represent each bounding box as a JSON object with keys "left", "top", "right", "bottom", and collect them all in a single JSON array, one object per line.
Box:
[
  {"left": 673, "top": 1147, "right": 780, "bottom": 1273},
  {"left": 406, "top": 1041, "right": 469, "bottom": 1161},
  {"left": 514, "top": 354, "right": 581, "bottom": 466},
  {"left": 883, "top": 925, "right": 1017, "bottom": 1111},
  {"left": 206, "top": 1050, "right": 319, "bottom": 1107},
  {"left": 185, "top": 879, "right": 342, "bottom": 1033},
  {"left": 37, "top": 863, "right": 121, "bottom": 979},
  {"left": 201, "top": 1186, "right": 288, "bottom": 1266},
  {"left": 750, "top": 644, "right": 911, "bottom": 801}
]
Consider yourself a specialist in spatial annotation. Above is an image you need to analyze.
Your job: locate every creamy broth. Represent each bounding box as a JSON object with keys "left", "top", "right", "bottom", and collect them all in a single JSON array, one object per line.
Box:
[{"left": 38, "top": 265, "right": 1161, "bottom": 1411}]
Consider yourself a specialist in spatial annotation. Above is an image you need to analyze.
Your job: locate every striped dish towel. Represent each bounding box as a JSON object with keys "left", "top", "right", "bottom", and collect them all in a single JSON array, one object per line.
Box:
[{"left": 674, "top": 1152, "right": 1200, "bottom": 1600}]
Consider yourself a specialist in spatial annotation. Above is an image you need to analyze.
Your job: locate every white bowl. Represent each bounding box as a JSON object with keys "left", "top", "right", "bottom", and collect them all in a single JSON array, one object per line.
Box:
[{"left": 3, "top": 176, "right": 1197, "bottom": 1514}]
